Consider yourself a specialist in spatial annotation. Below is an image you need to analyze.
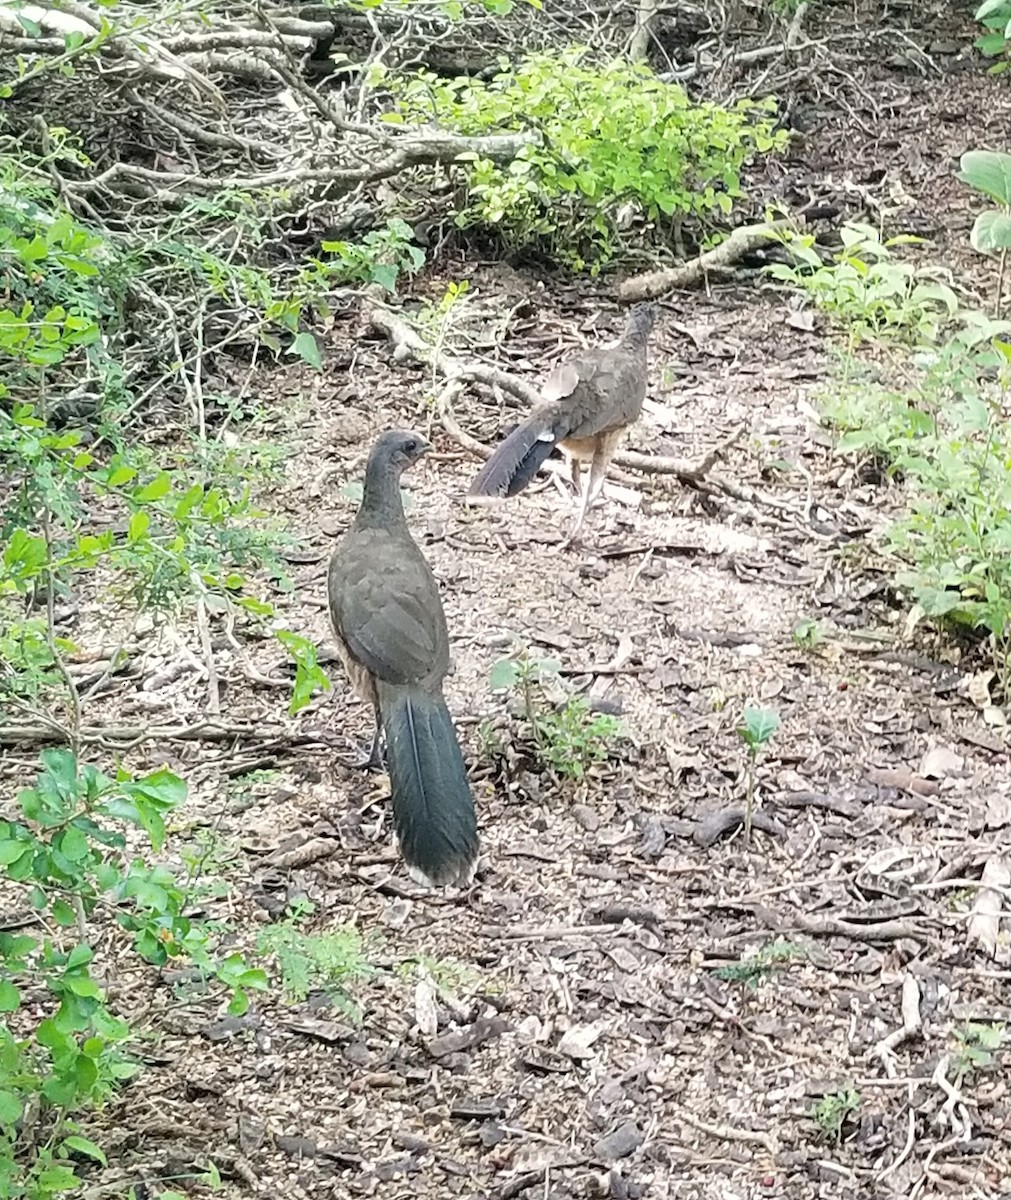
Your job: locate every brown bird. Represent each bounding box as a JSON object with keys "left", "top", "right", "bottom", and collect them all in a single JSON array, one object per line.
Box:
[
  {"left": 467, "top": 303, "right": 656, "bottom": 539},
  {"left": 327, "top": 430, "right": 479, "bottom": 889}
]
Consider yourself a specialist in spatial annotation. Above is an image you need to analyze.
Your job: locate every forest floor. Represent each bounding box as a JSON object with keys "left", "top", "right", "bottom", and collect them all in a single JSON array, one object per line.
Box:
[{"left": 8, "top": 5, "right": 1011, "bottom": 1200}]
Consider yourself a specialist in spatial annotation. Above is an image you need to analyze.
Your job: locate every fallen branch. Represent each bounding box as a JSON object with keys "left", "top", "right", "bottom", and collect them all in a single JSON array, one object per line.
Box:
[
  {"left": 619, "top": 219, "right": 800, "bottom": 302},
  {"left": 0, "top": 720, "right": 338, "bottom": 751}
]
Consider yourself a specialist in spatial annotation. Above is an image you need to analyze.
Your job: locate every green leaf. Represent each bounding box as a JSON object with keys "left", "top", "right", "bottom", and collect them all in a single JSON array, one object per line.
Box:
[
  {"left": 128, "top": 509, "right": 150, "bottom": 542},
  {"left": 0, "top": 981, "right": 21, "bottom": 1013},
  {"left": 0, "top": 839, "right": 29, "bottom": 866},
  {"left": 228, "top": 987, "right": 250, "bottom": 1016},
  {"left": 62, "top": 1135, "right": 107, "bottom": 1165},
  {"left": 66, "top": 944, "right": 93, "bottom": 970},
  {"left": 0, "top": 1089, "right": 22, "bottom": 1126},
  {"left": 958, "top": 150, "right": 1011, "bottom": 207},
  {"left": 290, "top": 331, "right": 322, "bottom": 370},
  {"left": 107, "top": 465, "right": 137, "bottom": 487},
  {"left": 971, "top": 210, "right": 1011, "bottom": 254},
  {"left": 739, "top": 706, "right": 781, "bottom": 750},
  {"left": 51, "top": 899, "right": 77, "bottom": 927},
  {"left": 36, "top": 1165, "right": 80, "bottom": 1191},
  {"left": 489, "top": 659, "right": 518, "bottom": 690},
  {"left": 60, "top": 826, "right": 90, "bottom": 862},
  {"left": 17, "top": 13, "right": 43, "bottom": 37},
  {"left": 128, "top": 768, "right": 187, "bottom": 808},
  {"left": 370, "top": 264, "right": 399, "bottom": 293},
  {"left": 136, "top": 472, "right": 172, "bottom": 502}
]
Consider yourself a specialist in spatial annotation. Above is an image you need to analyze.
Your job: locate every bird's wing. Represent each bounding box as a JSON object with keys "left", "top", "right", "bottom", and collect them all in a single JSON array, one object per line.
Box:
[{"left": 328, "top": 529, "right": 449, "bottom": 687}]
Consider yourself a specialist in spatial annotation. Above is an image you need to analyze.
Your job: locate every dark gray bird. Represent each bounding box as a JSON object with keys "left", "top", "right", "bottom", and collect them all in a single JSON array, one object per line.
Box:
[
  {"left": 467, "top": 303, "right": 656, "bottom": 538},
  {"left": 327, "top": 430, "right": 479, "bottom": 889}
]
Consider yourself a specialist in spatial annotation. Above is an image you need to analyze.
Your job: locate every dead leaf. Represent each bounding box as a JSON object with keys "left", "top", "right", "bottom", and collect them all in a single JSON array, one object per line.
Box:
[
  {"left": 558, "top": 1023, "right": 603, "bottom": 1060},
  {"left": 985, "top": 793, "right": 1011, "bottom": 830},
  {"left": 969, "top": 670, "right": 996, "bottom": 709},
  {"left": 414, "top": 977, "right": 439, "bottom": 1038},
  {"left": 266, "top": 837, "right": 336, "bottom": 869},
  {"left": 918, "top": 746, "right": 964, "bottom": 780},
  {"left": 786, "top": 310, "right": 815, "bottom": 332},
  {"left": 983, "top": 706, "right": 1008, "bottom": 728},
  {"left": 426, "top": 1015, "right": 510, "bottom": 1059},
  {"left": 967, "top": 857, "right": 1010, "bottom": 958}
]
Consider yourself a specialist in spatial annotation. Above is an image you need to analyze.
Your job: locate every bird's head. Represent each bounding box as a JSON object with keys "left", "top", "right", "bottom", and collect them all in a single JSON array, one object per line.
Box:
[{"left": 372, "top": 429, "right": 433, "bottom": 474}]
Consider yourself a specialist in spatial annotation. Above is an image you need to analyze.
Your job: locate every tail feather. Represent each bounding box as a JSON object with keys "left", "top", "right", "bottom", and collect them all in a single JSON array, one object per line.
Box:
[
  {"left": 468, "top": 414, "right": 561, "bottom": 498},
  {"left": 376, "top": 680, "right": 479, "bottom": 888}
]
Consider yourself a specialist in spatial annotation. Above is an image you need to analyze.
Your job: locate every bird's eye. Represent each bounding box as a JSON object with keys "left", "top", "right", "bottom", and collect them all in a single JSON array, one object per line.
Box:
[{"left": 404, "top": 440, "right": 417, "bottom": 454}]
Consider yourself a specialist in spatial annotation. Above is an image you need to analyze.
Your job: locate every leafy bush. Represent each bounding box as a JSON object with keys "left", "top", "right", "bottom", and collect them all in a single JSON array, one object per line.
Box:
[
  {"left": 0, "top": 750, "right": 267, "bottom": 1198},
  {"left": 974, "top": 0, "right": 1011, "bottom": 72},
  {"left": 382, "top": 50, "right": 785, "bottom": 270},
  {"left": 782, "top": 154, "right": 1011, "bottom": 692},
  {"left": 489, "top": 649, "right": 623, "bottom": 778},
  {"left": 823, "top": 315, "right": 1011, "bottom": 688},
  {"left": 767, "top": 222, "right": 961, "bottom": 343}
]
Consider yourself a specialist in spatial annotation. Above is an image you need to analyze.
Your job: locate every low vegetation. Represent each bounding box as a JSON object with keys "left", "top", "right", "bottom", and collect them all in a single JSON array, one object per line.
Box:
[{"left": 767, "top": 151, "right": 1011, "bottom": 697}]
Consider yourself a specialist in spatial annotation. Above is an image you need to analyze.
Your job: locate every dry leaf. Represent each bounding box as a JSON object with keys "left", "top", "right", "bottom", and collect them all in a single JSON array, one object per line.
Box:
[
  {"left": 786, "top": 310, "right": 815, "bottom": 332},
  {"left": 967, "top": 857, "right": 1010, "bottom": 958},
  {"left": 919, "top": 746, "right": 964, "bottom": 780},
  {"left": 903, "top": 603, "right": 926, "bottom": 641},
  {"left": 985, "top": 793, "right": 1011, "bottom": 830},
  {"left": 969, "top": 670, "right": 996, "bottom": 709},
  {"left": 558, "top": 1023, "right": 602, "bottom": 1060},
  {"left": 414, "top": 977, "right": 439, "bottom": 1038},
  {"left": 983, "top": 706, "right": 1008, "bottom": 727}
]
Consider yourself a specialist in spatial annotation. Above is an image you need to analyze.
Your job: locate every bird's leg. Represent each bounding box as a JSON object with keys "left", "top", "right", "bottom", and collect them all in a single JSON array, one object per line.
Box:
[
  {"left": 570, "top": 455, "right": 582, "bottom": 494},
  {"left": 340, "top": 715, "right": 385, "bottom": 771},
  {"left": 364, "top": 719, "right": 384, "bottom": 769},
  {"left": 563, "top": 451, "right": 610, "bottom": 546}
]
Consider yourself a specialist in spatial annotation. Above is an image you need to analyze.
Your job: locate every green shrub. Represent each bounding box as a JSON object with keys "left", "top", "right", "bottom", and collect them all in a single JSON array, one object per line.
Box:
[
  {"left": 974, "top": 0, "right": 1011, "bottom": 72},
  {"left": 823, "top": 320, "right": 1011, "bottom": 687},
  {"left": 382, "top": 50, "right": 785, "bottom": 270},
  {"left": 767, "top": 222, "right": 961, "bottom": 343},
  {"left": 0, "top": 750, "right": 268, "bottom": 1198}
]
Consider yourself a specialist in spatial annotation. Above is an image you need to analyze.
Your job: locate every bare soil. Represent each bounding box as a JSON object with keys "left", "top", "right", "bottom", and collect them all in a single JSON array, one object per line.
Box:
[{"left": 7, "top": 7, "right": 1011, "bottom": 1200}]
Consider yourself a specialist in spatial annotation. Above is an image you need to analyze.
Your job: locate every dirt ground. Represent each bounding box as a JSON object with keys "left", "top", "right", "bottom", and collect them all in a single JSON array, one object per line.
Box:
[{"left": 9, "top": 6, "right": 1011, "bottom": 1200}]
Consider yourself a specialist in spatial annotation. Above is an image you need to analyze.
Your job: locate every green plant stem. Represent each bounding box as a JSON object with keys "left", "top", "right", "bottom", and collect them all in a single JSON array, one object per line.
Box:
[{"left": 42, "top": 507, "right": 82, "bottom": 758}]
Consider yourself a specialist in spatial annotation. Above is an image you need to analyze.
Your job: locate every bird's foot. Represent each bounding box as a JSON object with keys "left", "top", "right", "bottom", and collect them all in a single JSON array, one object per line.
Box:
[{"left": 338, "top": 738, "right": 385, "bottom": 772}]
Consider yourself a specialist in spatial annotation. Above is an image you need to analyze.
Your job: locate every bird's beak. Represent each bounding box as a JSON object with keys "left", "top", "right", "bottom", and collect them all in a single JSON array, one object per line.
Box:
[{"left": 416, "top": 438, "right": 433, "bottom": 457}]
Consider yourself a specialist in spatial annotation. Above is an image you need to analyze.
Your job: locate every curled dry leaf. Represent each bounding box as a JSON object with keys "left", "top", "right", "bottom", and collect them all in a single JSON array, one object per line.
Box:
[{"left": 967, "top": 857, "right": 1010, "bottom": 959}]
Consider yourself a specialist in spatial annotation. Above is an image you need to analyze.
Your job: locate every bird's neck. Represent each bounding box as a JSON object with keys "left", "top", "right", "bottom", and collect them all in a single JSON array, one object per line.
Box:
[
  {"left": 623, "top": 309, "right": 654, "bottom": 349},
  {"left": 356, "top": 459, "right": 407, "bottom": 528}
]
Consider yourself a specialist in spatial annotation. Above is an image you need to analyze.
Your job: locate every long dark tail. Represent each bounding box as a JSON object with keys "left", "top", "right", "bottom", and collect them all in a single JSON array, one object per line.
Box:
[
  {"left": 468, "top": 414, "right": 561, "bottom": 498},
  {"left": 376, "top": 680, "right": 479, "bottom": 888}
]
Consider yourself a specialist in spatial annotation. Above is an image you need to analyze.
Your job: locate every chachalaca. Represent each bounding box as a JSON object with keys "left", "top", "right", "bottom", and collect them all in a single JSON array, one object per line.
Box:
[
  {"left": 467, "top": 303, "right": 656, "bottom": 538},
  {"left": 327, "top": 430, "right": 479, "bottom": 889}
]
